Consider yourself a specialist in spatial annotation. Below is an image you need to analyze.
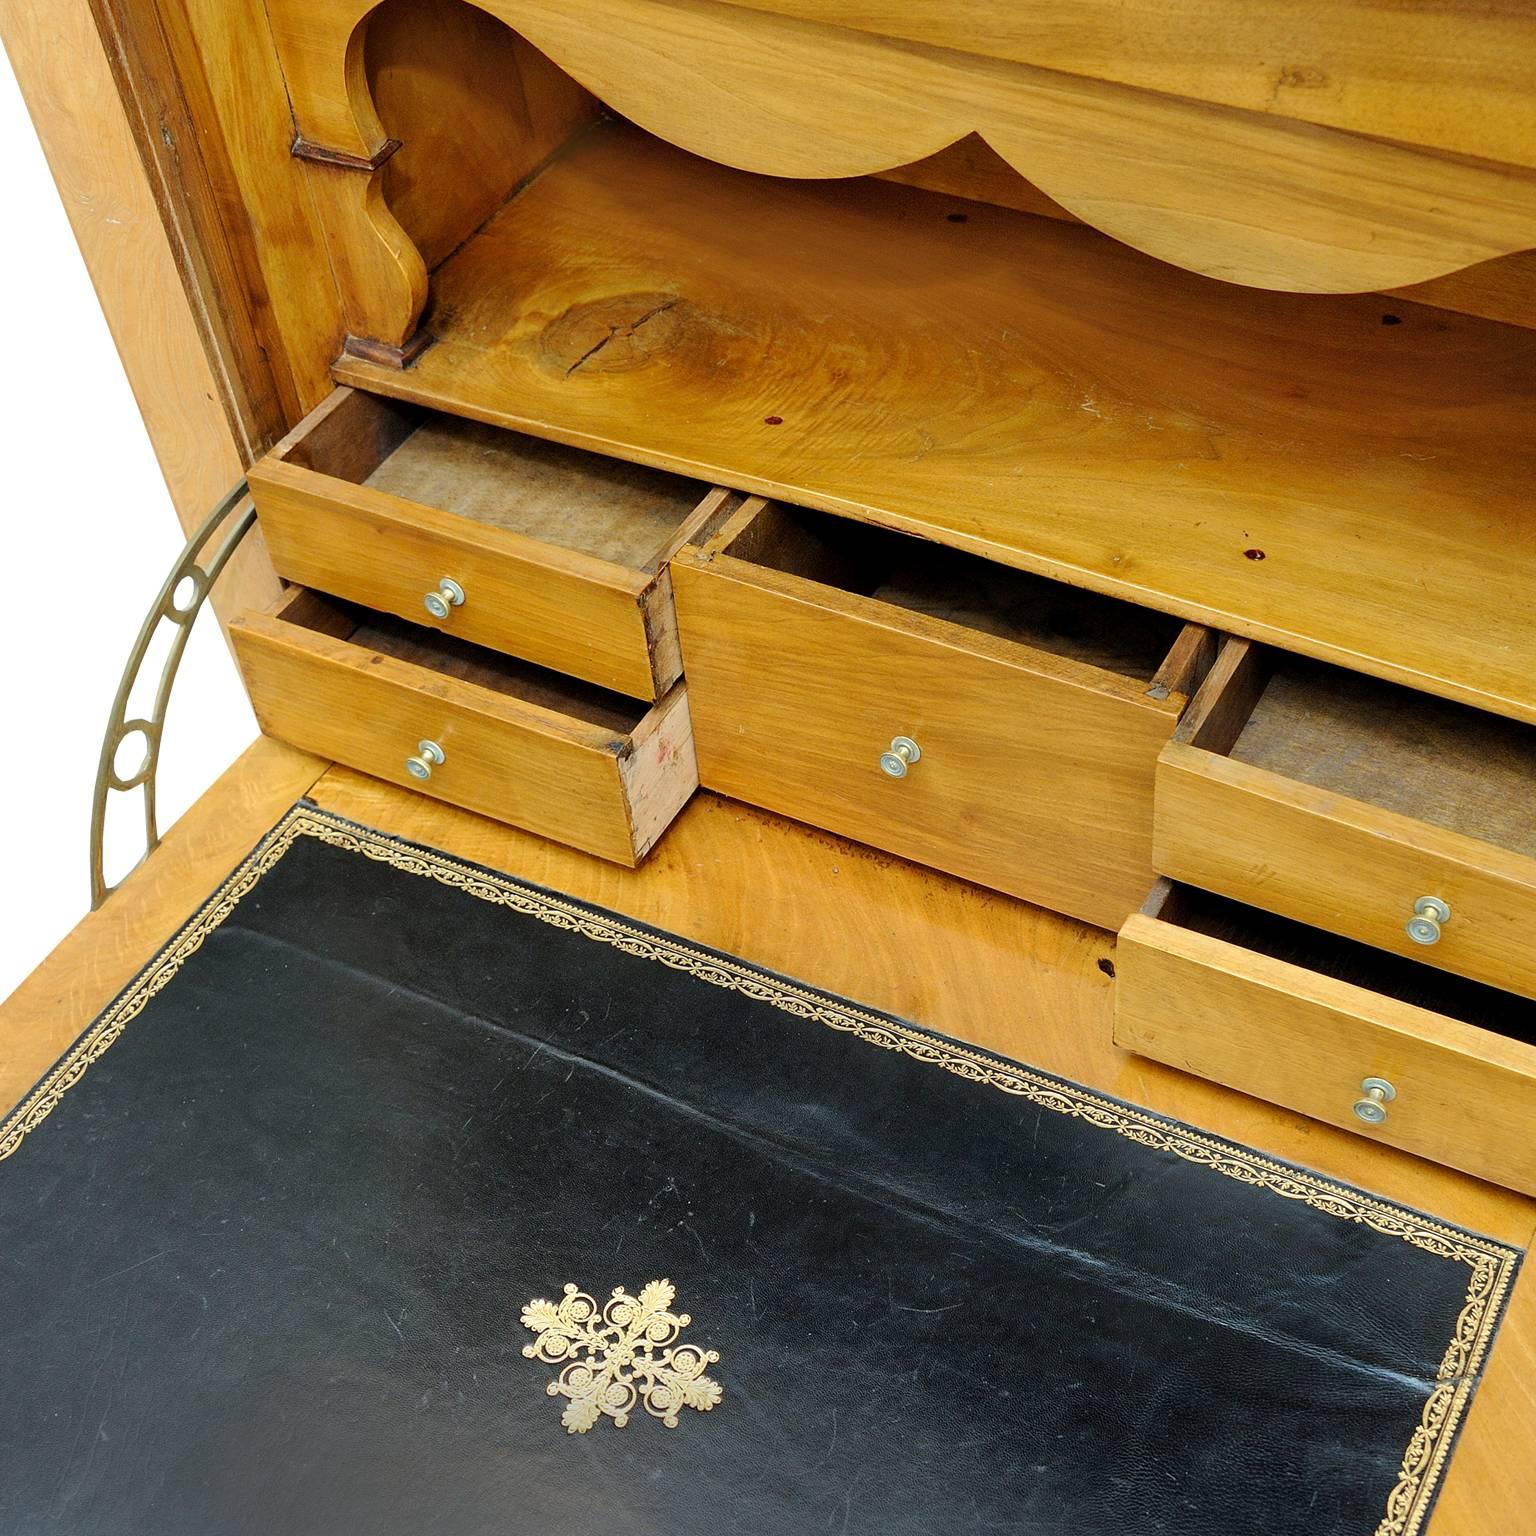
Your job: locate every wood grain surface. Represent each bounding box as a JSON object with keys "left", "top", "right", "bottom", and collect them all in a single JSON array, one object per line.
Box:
[
  {"left": 230, "top": 590, "right": 694, "bottom": 863},
  {"left": 673, "top": 506, "right": 1189, "bottom": 929},
  {"left": 340, "top": 121, "right": 1536, "bottom": 726},
  {"left": 1156, "top": 641, "right": 1536, "bottom": 1001},
  {"left": 1117, "top": 905, "right": 1536, "bottom": 1195},
  {"left": 266, "top": 0, "right": 1536, "bottom": 293}
]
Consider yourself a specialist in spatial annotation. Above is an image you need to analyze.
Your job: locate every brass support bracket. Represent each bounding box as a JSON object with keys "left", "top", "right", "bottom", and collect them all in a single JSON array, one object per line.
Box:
[{"left": 89, "top": 481, "right": 257, "bottom": 910}]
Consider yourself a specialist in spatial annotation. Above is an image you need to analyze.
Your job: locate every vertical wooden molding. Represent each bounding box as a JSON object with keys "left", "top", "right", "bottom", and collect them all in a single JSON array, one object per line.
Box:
[{"left": 0, "top": 0, "right": 282, "bottom": 631}]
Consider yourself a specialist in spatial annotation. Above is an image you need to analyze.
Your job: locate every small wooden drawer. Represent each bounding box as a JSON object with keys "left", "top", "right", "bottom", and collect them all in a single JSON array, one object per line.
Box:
[
  {"left": 249, "top": 388, "right": 735, "bottom": 700},
  {"left": 1157, "top": 638, "right": 1536, "bottom": 1000},
  {"left": 1116, "top": 881, "right": 1536, "bottom": 1194},
  {"left": 671, "top": 499, "right": 1214, "bottom": 929},
  {"left": 230, "top": 588, "right": 697, "bottom": 865}
]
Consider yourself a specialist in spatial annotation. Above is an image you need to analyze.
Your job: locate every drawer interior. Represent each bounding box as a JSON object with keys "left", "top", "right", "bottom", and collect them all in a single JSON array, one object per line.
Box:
[
  {"left": 1193, "top": 646, "right": 1536, "bottom": 857},
  {"left": 334, "top": 96, "right": 1536, "bottom": 725},
  {"left": 1148, "top": 881, "right": 1536, "bottom": 1048},
  {"left": 280, "top": 589, "right": 648, "bottom": 734},
  {"left": 284, "top": 390, "right": 710, "bottom": 572},
  {"left": 721, "top": 501, "right": 1189, "bottom": 683}
]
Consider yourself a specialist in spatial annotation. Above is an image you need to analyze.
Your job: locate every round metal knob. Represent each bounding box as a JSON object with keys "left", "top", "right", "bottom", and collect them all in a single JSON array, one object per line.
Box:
[
  {"left": 879, "top": 735, "right": 922, "bottom": 779},
  {"left": 1352, "top": 1076, "right": 1397, "bottom": 1126},
  {"left": 423, "top": 577, "right": 465, "bottom": 621},
  {"left": 405, "top": 739, "right": 445, "bottom": 781},
  {"left": 1405, "top": 895, "right": 1451, "bottom": 946}
]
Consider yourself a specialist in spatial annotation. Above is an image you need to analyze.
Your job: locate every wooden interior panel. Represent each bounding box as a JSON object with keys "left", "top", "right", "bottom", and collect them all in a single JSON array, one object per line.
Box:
[
  {"left": 707, "top": 0, "right": 1536, "bottom": 171},
  {"left": 364, "top": 414, "right": 705, "bottom": 569},
  {"left": 1116, "top": 887, "right": 1536, "bottom": 1195},
  {"left": 877, "top": 140, "right": 1536, "bottom": 333},
  {"left": 1390, "top": 250, "right": 1536, "bottom": 333},
  {"left": 268, "top": 0, "right": 1536, "bottom": 300},
  {"left": 724, "top": 503, "right": 1187, "bottom": 682},
  {"left": 338, "top": 121, "right": 1536, "bottom": 726},
  {"left": 1230, "top": 657, "right": 1536, "bottom": 861},
  {"left": 873, "top": 135, "right": 1075, "bottom": 223},
  {"left": 365, "top": 0, "right": 599, "bottom": 271},
  {"left": 341, "top": 611, "right": 647, "bottom": 734},
  {"left": 282, "top": 385, "right": 419, "bottom": 480}
]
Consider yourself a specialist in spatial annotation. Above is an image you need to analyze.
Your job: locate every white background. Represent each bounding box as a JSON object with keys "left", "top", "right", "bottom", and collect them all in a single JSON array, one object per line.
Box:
[{"left": 0, "top": 49, "right": 256, "bottom": 1001}]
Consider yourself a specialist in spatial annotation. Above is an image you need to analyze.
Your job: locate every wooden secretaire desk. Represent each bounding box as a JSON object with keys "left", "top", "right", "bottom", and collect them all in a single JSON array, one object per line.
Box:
[{"left": 3, "top": 4, "right": 1534, "bottom": 1528}]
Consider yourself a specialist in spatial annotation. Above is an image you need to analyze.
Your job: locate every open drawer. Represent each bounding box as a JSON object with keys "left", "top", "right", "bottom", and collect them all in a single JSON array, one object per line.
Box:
[
  {"left": 1116, "top": 881, "right": 1536, "bottom": 1193},
  {"left": 1158, "top": 638, "right": 1536, "bottom": 1000},
  {"left": 671, "top": 499, "right": 1214, "bottom": 929},
  {"left": 229, "top": 589, "right": 696, "bottom": 866},
  {"left": 249, "top": 389, "right": 735, "bottom": 700}
]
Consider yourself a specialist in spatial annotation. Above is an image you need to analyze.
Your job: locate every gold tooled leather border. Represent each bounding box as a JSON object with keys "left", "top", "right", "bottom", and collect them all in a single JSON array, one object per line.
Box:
[{"left": 1, "top": 803, "right": 1521, "bottom": 1536}]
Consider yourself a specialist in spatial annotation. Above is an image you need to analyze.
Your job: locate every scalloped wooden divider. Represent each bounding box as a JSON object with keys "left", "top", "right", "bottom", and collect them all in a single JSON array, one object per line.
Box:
[{"left": 268, "top": 0, "right": 1536, "bottom": 359}]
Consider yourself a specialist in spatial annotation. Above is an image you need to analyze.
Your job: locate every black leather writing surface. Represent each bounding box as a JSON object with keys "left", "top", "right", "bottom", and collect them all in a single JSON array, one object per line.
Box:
[{"left": 0, "top": 806, "right": 1519, "bottom": 1536}]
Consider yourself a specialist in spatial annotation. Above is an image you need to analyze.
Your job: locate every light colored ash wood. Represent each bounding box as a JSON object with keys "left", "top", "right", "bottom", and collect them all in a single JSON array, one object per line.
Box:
[
  {"left": 870, "top": 551, "right": 1185, "bottom": 683},
  {"left": 1232, "top": 658, "right": 1536, "bottom": 861},
  {"left": 1157, "top": 640, "right": 1536, "bottom": 1001},
  {"left": 251, "top": 388, "right": 711, "bottom": 698},
  {"left": 617, "top": 684, "right": 699, "bottom": 858},
  {"left": 266, "top": 0, "right": 1536, "bottom": 304},
  {"left": 873, "top": 136, "right": 1075, "bottom": 222},
  {"left": 1116, "top": 887, "right": 1536, "bottom": 1196},
  {"left": 707, "top": 0, "right": 1536, "bottom": 172},
  {"left": 363, "top": 413, "right": 705, "bottom": 569},
  {"left": 1431, "top": 1251, "right": 1536, "bottom": 1535},
  {"left": 141, "top": 0, "right": 342, "bottom": 417},
  {"left": 89, "top": 0, "right": 294, "bottom": 446},
  {"left": 1147, "top": 624, "right": 1220, "bottom": 707},
  {"left": 1173, "top": 637, "right": 1270, "bottom": 756},
  {"left": 229, "top": 589, "right": 693, "bottom": 864},
  {"left": 303, "top": 155, "right": 428, "bottom": 357},
  {"left": 1390, "top": 250, "right": 1536, "bottom": 333},
  {"left": 672, "top": 502, "right": 1195, "bottom": 930},
  {"left": 0, "top": 0, "right": 282, "bottom": 630},
  {"left": 337, "top": 121, "right": 1536, "bottom": 726},
  {"left": 0, "top": 737, "right": 326, "bottom": 1114},
  {"left": 365, "top": 0, "right": 598, "bottom": 271},
  {"left": 880, "top": 141, "right": 1536, "bottom": 336},
  {"left": 344, "top": 610, "right": 644, "bottom": 734}
]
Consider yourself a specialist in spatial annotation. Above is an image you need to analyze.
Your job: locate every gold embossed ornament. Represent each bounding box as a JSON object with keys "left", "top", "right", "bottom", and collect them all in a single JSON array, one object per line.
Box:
[{"left": 521, "top": 1279, "right": 722, "bottom": 1434}]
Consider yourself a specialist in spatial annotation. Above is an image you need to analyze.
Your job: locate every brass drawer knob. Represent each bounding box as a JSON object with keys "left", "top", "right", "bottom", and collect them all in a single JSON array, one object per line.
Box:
[
  {"left": 423, "top": 577, "right": 466, "bottom": 621},
  {"left": 879, "top": 735, "right": 922, "bottom": 779},
  {"left": 405, "top": 739, "right": 445, "bottom": 781},
  {"left": 1405, "top": 895, "right": 1451, "bottom": 946},
  {"left": 1352, "top": 1076, "right": 1397, "bottom": 1126}
]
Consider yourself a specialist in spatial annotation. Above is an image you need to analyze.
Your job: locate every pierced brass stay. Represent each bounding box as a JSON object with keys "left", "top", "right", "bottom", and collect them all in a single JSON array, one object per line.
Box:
[{"left": 89, "top": 481, "right": 257, "bottom": 910}]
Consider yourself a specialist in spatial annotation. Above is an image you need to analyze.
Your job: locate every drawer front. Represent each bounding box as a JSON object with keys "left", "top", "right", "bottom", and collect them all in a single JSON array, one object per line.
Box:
[
  {"left": 231, "top": 607, "right": 695, "bottom": 867},
  {"left": 672, "top": 554, "right": 1178, "bottom": 929},
  {"left": 1116, "top": 912, "right": 1536, "bottom": 1194},
  {"left": 252, "top": 458, "right": 666, "bottom": 700},
  {"left": 1158, "top": 744, "right": 1536, "bottom": 1004}
]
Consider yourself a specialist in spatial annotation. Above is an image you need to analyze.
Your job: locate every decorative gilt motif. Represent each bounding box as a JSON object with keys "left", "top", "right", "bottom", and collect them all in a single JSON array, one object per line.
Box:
[
  {"left": 0, "top": 804, "right": 1520, "bottom": 1536},
  {"left": 521, "top": 1279, "right": 721, "bottom": 1433}
]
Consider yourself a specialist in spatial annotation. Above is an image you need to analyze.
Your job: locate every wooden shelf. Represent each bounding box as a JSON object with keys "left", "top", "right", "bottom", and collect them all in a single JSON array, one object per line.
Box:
[{"left": 337, "top": 120, "right": 1536, "bottom": 724}]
